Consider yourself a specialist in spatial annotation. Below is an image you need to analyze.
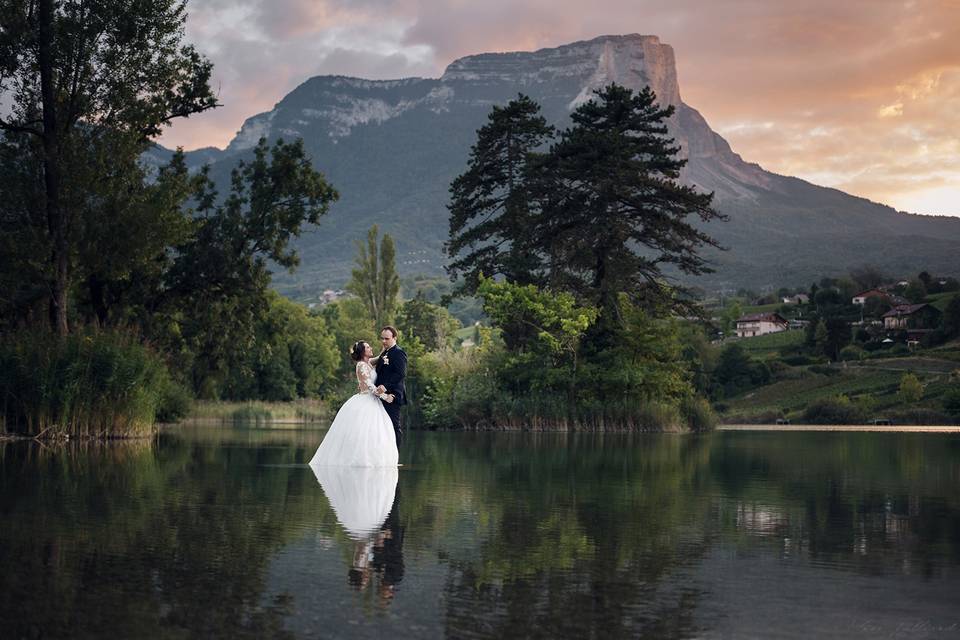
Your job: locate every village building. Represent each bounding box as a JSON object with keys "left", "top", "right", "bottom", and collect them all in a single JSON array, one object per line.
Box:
[
  {"left": 881, "top": 303, "right": 941, "bottom": 332},
  {"left": 735, "top": 312, "right": 789, "bottom": 338},
  {"left": 781, "top": 293, "right": 809, "bottom": 304},
  {"left": 852, "top": 289, "right": 889, "bottom": 305}
]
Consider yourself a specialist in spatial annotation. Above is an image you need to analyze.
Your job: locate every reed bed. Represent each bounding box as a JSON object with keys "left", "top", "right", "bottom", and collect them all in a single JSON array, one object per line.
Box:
[
  {"left": 185, "top": 399, "right": 329, "bottom": 424},
  {"left": 453, "top": 396, "right": 715, "bottom": 432},
  {"left": 0, "top": 329, "right": 176, "bottom": 438}
]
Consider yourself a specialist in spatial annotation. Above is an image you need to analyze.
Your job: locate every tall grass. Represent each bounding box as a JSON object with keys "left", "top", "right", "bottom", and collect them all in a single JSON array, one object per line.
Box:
[
  {"left": 436, "top": 395, "right": 691, "bottom": 432},
  {"left": 186, "top": 399, "right": 329, "bottom": 423},
  {"left": 0, "top": 329, "right": 179, "bottom": 438}
]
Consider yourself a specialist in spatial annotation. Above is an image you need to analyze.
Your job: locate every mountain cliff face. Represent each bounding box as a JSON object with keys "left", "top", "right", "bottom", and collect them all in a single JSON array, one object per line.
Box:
[{"left": 164, "top": 34, "right": 960, "bottom": 296}]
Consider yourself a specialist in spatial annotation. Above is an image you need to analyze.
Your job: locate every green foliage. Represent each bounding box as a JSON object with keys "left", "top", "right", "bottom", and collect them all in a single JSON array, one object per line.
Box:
[
  {"left": 720, "top": 301, "right": 742, "bottom": 336},
  {"left": 477, "top": 276, "right": 597, "bottom": 397},
  {"left": 539, "top": 84, "right": 722, "bottom": 318},
  {"left": 219, "top": 292, "right": 339, "bottom": 401},
  {"left": 447, "top": 94, "right": 554, "bottom": 293},
  {"left": 680, "top": 396, "right": 718, "bottom": 432},
  {"left": 942, "top": 295, "right": 960, "bottom": 338},
  {"left": 0, "top": 329, "right": 173, "bottom": 436},
  {"left": 396, "top": 291, "right": 462, "bottom": 351},
  {"left": 904, "top": 279, "right": 928, "bottom": 303},
  {"left": 346, "top": 225, "right": 400, "bottom": 329},
  {"left": 803, "top": 395, "right": 868, "bottom": 425},
  {"left": 898, "top": 373, "right": 924, "bottom": 403},
  {"left": 942, "top": 385, "right": 960, "bottom": 418},
  {"left": 713, "top": 344, "right": 771, "bottom": 399},
  {"left": 0, "top": 0, "right": 217, "bottom": 333},
  {"left": 156, "top": 138, "right": 337, "bottom": 396}
]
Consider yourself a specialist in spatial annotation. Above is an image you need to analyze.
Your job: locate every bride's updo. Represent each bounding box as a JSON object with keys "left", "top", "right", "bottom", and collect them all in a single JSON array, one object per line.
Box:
[{"left": 349, "top": 341, "right": 368, "bottom": 362}]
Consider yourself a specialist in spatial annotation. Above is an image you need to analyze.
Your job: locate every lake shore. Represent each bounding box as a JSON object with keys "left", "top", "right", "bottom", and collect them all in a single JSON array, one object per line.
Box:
[{"left": 720, "top": 424, "right": 960, "bottom": 432}]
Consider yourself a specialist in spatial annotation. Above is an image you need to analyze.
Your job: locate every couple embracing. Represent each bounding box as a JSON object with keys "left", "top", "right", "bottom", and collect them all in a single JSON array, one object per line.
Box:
[{"left": 309, "top": 326, "right": 407, "bottom": 467}]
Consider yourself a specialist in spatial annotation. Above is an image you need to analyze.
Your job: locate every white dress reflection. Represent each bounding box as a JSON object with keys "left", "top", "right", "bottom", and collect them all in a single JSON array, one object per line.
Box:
[
  {"left": 310, "top": 465, "right": 398, "bottom": 540},
  {"left": 311, "top": 464, "right": 405, "bottom": 605}
]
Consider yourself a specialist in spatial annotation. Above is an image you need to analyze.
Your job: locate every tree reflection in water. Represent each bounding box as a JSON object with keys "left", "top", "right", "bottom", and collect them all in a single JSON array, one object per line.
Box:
[{"left": 1, "top": 427, "right": 959, "bottom": 638}]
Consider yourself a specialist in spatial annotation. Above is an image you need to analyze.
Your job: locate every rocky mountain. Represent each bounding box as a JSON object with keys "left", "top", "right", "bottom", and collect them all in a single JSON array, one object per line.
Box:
[{"left": 155, "top": 34, "right": 960, "bottom": 298}]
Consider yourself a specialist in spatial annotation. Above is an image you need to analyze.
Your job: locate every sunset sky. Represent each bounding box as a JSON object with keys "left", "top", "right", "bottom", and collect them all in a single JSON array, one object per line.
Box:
[{"left": 160, "top": 0, "right": 960, "bottom": 217}]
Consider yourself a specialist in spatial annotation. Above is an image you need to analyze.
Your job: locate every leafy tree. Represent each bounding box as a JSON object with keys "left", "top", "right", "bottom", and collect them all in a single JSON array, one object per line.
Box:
[
  {"left": 0, "top": 0, "right": 217, "bottom": 333},
  {"left": 679, "top": 324, "right": 719, "bottom": 397},
  {"left": 221, "top": 292, "right": 339, "bottom": 401},
  {"left": 849, "top": 265, "right": 887, "bottom": 291},
  {"left": 941, "top": 294, "right": 960, "bottom": 338},
  {"left": 943, "top": 385, "right": 960, "bottom": 418},
  {"left": 720, "top": 301, "right": 743, "bottom": 337},
  {"left": 904, "top": 279, "right": 927, "bottom": 303},
  {"left": 477, "top": 276, "right": 597, "bottom": 401},
  {"left": 898, "top": 373, "right": 923, "bottom": 403},
  {"left": 347, "top": 225, "right": 399, "bottom": 330},
  {"left": 161, "top": 138, "right": 338, "bottom": 395},
  {"left": 320, "top": 297, "right": 378, "bottom": 371},
  {"left": 713, "top": 344, "right": 771, "bottom": 399},
  {"left": 396, "top": 291, "right": 462, "bottom": 351},
  {"left": 446, "top": 95, "right": 554, "bottom": 294},
  {"left": 537, "top": 84, "right": 723, "bottom": 325},
  {"left": 821, "top": 317, "right": 852, "bottom": 360}
]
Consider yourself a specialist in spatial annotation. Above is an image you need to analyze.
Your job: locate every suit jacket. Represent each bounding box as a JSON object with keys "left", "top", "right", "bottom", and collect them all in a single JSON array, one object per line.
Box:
[{"left": 375, "top": 345, "right": 407, "bottom": 405}]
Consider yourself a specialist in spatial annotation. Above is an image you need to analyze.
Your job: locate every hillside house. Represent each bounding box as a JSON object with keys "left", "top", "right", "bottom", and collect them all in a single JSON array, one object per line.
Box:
[
  {"left": 735, "top": 312, "right": 789, "bottom": 338},
  {"left": 852, "top": 289, "right": 889, "bottom": 305},
  {"left": 882, "top": 303, "right": 941, "bottom": 330},
  {"left": 781, "top": 294, "right": 809, "bottom": 304}
]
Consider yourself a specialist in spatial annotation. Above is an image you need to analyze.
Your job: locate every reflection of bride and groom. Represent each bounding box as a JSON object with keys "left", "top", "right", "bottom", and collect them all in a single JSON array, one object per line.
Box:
[
  {"left": 308, "top": 325, "right": 408, "bottom": 602},
  {"left": 310, "top": 465, "right": 405, "bottom": 604}
]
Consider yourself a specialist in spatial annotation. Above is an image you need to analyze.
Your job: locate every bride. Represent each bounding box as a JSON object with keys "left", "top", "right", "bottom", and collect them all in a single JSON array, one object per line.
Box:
[{"left": 309, "top": 341, "right": 399, "bottom": 467}]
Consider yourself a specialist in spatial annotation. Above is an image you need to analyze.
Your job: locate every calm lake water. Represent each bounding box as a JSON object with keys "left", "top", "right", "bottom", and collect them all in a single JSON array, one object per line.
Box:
[{"left": 2, "top": 425, "right": 959, "bottom": 639}]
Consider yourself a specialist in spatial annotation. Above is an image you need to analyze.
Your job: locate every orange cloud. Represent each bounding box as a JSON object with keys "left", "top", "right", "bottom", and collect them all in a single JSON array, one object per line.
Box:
[{"left": 160, "top": 0, "right": 960, "bottom": 215}]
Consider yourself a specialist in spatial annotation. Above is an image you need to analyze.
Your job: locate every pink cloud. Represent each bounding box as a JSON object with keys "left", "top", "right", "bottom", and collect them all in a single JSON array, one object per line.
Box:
[{"left": 159, "top": 0, "right": 960, "bottom": 215}]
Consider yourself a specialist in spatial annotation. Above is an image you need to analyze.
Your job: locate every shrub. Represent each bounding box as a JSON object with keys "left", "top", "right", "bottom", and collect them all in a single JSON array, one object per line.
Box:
[
  {"left": 155, "top": 375, "right": 193, "bottom": 423},
  {"left": 839, "top": 345, "right": 864, "bottom": 361},
  {"left": 943, "top": 386, "right": 960, "bottom": 419},
  {"left": 898, "top": 373, "right": 923, "bottom": 403},
  {"left": 680, "top": 396, "right": 717, "bottom": 432},
  {"left": 803, "top": 395, "right": 867, "bottom": 424}
]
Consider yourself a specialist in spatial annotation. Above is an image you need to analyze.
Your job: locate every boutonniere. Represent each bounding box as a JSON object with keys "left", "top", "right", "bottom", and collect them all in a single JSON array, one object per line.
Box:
[{"left": 382, "top": 354, "right": 390, "bottom": 365}]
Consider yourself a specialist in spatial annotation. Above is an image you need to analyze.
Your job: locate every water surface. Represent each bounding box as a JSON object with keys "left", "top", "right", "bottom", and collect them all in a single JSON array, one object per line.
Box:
[{"left": 1, "top": 425, "right": 959, "bottom": 638}]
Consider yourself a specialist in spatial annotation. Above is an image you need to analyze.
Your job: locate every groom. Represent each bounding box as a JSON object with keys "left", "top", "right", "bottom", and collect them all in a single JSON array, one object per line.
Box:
[{"left": 375, "top": 325, "right": 407, "bottom": 447}]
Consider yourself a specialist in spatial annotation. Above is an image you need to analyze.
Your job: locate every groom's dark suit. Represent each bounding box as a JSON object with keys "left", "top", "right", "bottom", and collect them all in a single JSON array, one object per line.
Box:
[{"left": 375, "top": 344, "right": 407, "bottom": 447}]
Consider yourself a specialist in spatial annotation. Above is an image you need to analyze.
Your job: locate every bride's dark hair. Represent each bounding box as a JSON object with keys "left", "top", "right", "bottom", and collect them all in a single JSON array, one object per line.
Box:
[{"left": 349, "top": 341, "right": 368, "bottom": 362}]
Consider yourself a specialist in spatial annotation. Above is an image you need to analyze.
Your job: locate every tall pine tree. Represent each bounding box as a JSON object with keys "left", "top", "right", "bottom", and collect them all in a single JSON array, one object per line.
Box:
[
  {"left": 539, "top": 84, "right": 723, "bottom": 324},
  {"left": 446, "top": 94, "right": 554, "bottom": 294}
]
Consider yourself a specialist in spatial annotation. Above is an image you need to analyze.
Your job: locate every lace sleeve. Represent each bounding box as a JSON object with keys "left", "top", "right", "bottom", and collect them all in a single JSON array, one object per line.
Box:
[{"left": 356, "top": 362, "right": 381, "bottom": 396}]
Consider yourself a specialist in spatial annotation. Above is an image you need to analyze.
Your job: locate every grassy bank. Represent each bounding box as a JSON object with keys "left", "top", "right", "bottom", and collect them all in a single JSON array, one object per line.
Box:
[
  {"left": 185, "top": 400, "right": 329, "bottom": 424},
  {"left": 719, "top": 357, "right": 959, "bottom": 425}
]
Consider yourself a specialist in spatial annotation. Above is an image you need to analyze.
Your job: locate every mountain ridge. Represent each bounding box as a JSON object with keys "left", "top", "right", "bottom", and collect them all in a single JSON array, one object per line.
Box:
[{"left": 150, "top": 34, "right": 960, "bottom": 298}]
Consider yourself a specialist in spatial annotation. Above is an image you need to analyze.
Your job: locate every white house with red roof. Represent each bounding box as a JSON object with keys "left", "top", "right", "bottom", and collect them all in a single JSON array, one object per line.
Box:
[{"left": 735, "top": 312, "right": 789, "bottom": 338}]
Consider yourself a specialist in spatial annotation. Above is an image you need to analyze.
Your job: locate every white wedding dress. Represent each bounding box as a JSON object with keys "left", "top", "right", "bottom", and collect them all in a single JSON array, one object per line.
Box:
[{"left": 309, "top": 361, "right": 399, "bottom": 467}]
